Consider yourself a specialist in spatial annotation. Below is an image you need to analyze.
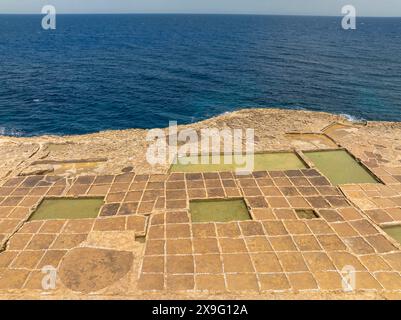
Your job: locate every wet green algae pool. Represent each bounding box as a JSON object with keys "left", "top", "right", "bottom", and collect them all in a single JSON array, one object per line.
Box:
[
  {"left": 383, "top": 225, "right": 401, "bottom": 245},
  {"left": 29, "top": 198, "right": 104, "bottom": 221},
  {"left": 295, "top": 209, "right": 319, "bottom": 219},
  {"left": 190, "top": 199, "right": 251, "bottom": 223},
  {"left": 304, "top": 150, "right": 379, "bottom": 185},
  {"left": 171, "top": 152, "right": 307, "bottom": 173}
]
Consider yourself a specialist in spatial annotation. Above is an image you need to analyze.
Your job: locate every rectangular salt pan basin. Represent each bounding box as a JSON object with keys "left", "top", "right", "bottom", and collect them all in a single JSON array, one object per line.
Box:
[
  {"left": 190, "top": 199, "right": 251, "bottom": 223},
  {"left": 30, "top": 198, "right": 104, "bottom": 221},
  {"left": 295, "top": 209, "right": 319, "bottom": 219},
  {"left": 304, "top": 150, "right": 378, "bottom": 185},
  {"left": 171, "top": 152, "right": 307, "bottom": 173},
  {"left": 383, "top": 225, "right": 401, "bottom": 245}
]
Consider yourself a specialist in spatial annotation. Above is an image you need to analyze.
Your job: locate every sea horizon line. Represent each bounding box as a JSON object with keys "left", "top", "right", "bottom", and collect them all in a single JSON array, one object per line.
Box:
[{"left": 1, "top": 13, "right": 401, "bottom": 18}]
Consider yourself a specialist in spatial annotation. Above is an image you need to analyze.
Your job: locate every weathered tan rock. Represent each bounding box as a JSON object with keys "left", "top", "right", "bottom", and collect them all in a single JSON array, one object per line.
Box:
[
  {"left": 0, "top": 142, "right": 40, "bottom": 180},
  {"left": 0, "top": 109, "right": 345, "bottom": 178},
  {"left": 19, "top": 164, "right": 54, "bottom": 176},
  {"left": 1, "top": 108, "right": 400, "bottom": 180}
]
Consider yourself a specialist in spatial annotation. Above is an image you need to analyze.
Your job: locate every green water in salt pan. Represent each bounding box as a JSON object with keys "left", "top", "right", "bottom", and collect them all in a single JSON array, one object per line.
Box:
[
  {"left": 295, "top": 209, "right": 319, "bottom": 219},
  {"left": 383, "top": 225, "right": 401, "bottom": 245},
  {"left": 190, "top": 199, "right": 251, "bottom": 223},
  {"left": 171, "top": 152, "right": 306, "bottom": 172},
  {"left": 29, "top": 198, "right": 104, "bottom": 221},
  {"left": 304, "top": 150, "right": 378, "bottom": 185}
]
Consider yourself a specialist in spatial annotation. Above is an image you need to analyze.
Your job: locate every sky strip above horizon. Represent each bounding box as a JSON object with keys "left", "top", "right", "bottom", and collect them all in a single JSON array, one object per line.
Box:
[{"left": 1, "top": 0, "right": 401, "bottom": 17}]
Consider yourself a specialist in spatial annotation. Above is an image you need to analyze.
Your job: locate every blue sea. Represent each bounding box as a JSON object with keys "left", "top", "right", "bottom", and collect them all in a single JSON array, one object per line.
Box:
[{"left": 0, "top": 14, "right": 401, "bottom": 136}]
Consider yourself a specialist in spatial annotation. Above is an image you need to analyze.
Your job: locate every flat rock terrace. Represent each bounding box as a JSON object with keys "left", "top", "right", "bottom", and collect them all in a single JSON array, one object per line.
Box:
[{"left": 0, "top": 109, "right": 401, "bottom": 299}]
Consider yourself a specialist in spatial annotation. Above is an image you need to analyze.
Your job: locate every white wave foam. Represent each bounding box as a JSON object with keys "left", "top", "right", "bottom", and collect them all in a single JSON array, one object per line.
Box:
[
  {"left": 0, "top": 127, "right": 24, "bottom": 137},
  {"left": 339, "top": 113, "right": 366, "bottom": 123}
]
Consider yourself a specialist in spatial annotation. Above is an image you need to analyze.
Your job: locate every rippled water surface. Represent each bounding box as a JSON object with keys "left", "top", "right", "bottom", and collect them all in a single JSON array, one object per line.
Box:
[{"left": 0, "top": 14, "right": 400, "bottom": 136}]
